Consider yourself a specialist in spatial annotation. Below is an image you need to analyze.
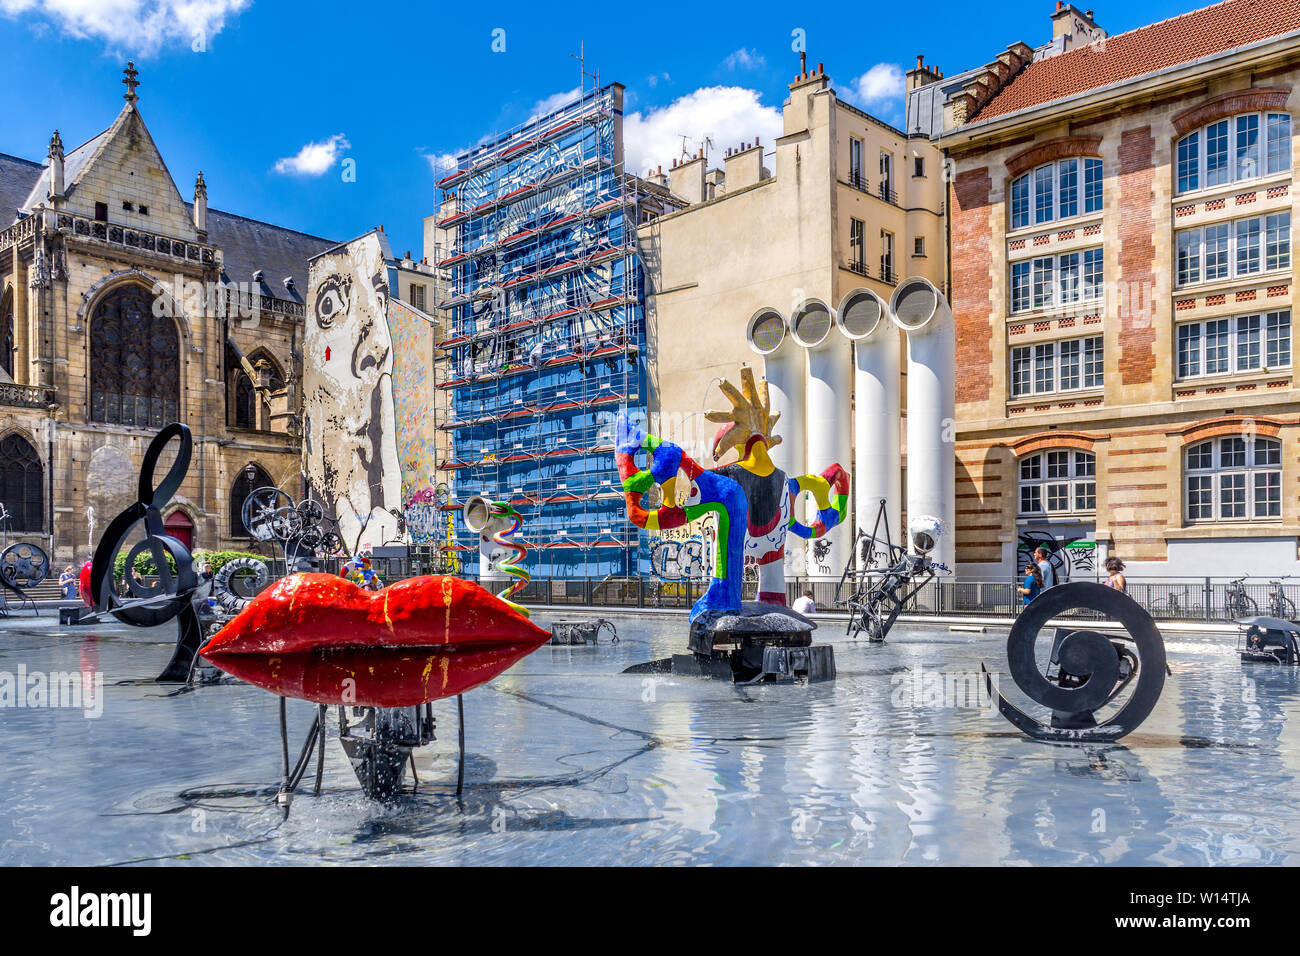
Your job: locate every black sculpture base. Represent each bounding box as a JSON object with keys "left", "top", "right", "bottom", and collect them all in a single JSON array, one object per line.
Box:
[
  {"left": 338, "top": 706, "right": 437, "bottom": 800},
  {"left": 155, "top": 604, "right": 206, "bottom": 683},
  {"left": 625, "top": 602, "right": 836, "bottom": 684},
  {"left": 549, "top": 619, "right": 617, "bottom": 645}
]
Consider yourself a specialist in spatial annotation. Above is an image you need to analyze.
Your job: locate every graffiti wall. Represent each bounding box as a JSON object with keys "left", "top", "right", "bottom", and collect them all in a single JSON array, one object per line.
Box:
[
  {"left": 388, "top": 295, "right": 442, "bottom": 543},
  {"left": 649, "top": 511, "right": 717, "bottom": 581},
  {"left": 302, "top": 231, "right": 403, "bottom": 553},
  {"left": 1016, "top": 526, "right": 1097, "bottom": 582}
]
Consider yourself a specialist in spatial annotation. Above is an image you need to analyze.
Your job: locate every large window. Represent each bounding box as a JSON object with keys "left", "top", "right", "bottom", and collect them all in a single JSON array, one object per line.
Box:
[
  {"left": 1185, "top": 436, "right": 1281, "bottom": 522},
  {"left": 90, "top": 284, "right": 180, "bottom": 427},
  {"left": 1010, "top": 158, "right": 1103, "bottom": 229},
  {"left": 1, "top": 291, "right": 13, "bottom": 379},
  {"left": 1011, "top": 335, "right": 1103, "bottom": 397},
  {"left": 1176, "top": 112, "right": 1291, "bottom": 195},
  {"left": 1019, "top": 450, "right": 1096, "bottom": 515},
  {"left": 1010, "top": 248, "right": 1104, "bottom": 313},
  {"left": 1176, "top": 310, "right": 1291, "bottom": 379},
  {"left": 0, "top": 433, "right": 43, "bottom": 532},
  {"left": 1176, "top": 212, "right": 1290, "bottom": 286}
]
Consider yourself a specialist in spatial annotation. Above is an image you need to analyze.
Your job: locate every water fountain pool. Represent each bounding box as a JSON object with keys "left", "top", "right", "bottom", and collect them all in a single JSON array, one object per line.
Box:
[{"left": 0, "top": 610, "right": 1294, "bottom": 865}]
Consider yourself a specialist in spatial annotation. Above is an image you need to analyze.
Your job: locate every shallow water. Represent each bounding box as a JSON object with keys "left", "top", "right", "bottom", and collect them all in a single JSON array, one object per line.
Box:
[{"left": 0, "top": 609, "right": 1295, "bottom": 865}]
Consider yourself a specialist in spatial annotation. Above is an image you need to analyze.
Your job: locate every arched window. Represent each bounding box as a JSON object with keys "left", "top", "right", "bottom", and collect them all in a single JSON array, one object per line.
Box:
[
  {"left": 1, "top": 290, "right": 13, "bottom": 380},
  {"left": 230, "top": 464, "right": 274, "bottom": 536},
  {"left": 90, "top": 284, "right": 180, "bottom": 427},
  {"left": 1185, "top": 436, "right": 1281, "bottom": 522},
  {"left": 1176, "top": 112, "right": 1291, "bottom": 195},
  {"left": 1010, "top": 157, "right": 1103, "bottom": 230},
  {"left": 232, "top": 371, "right": 257, "bottom": 429},
  {"left": 0, "top": 433, "right": 43, "bottom": 532},
  {"left": 1019, "top": 450, "right": 1096, "bottom": 516}
]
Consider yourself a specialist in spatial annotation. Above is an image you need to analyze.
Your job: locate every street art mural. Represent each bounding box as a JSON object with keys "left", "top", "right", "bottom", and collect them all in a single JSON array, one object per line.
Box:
[
  {"left": 303, "top": 231, "right": 403, "bottom": 554},
  {"left": 649, "top": 512, "right": 717, "bottom": 581},
  {"left": 388, "top": 294, "right": 441, "bottom": 544},
  {"left": 616, "top": 366, "right": 849, "bottom": 622},
  {"left": 1016, "top": 528, "right": 1097, "bottom": 582}
]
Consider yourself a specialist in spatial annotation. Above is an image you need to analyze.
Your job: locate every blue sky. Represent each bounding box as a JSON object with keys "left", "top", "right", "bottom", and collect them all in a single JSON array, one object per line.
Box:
[{"left": 0, "top": 0, "right": 1197, "bottom": 258}]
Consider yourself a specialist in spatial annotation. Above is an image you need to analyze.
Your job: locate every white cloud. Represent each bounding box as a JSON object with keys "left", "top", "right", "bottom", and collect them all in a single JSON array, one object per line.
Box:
[
  {"left": 846, "top": 62, "right": 906, "bottom": 110},
  {"left": 624, "top": 86, "right": 782, "bottom": 178},
  {"left": 722, "top": 48, "right": 765, "bottom": 72},
  {"left": 273, "top": 134, "right": 349, "bottom": 176},
  {"left": 421, "top": 150, "right": 460, "bottom": 177},
  {"left": 645, "top": 72, "right": 671, "bottom": 88},
  {"left": 528, "top": 86, "right": 582, "bottom": 123},
  {"left": 0, "top": 0, "right": 251, "bottom": 55}
]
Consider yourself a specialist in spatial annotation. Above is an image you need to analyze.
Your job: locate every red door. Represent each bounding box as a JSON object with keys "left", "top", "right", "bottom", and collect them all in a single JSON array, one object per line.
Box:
[{"left": 164, "top": 510, "right": 194, "bottom": 551}]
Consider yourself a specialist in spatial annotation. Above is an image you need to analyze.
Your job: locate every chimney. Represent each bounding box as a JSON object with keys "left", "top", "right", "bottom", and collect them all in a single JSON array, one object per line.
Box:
[
  {"left": 724, "top": 140, "right": 765, "bottom": 191},
  {"left": 1051, "top": 2, "right": 1105, "bottom": 47},
  {"left": 906, "top": 54, "right": 942, "bottom": 91},
  {"left": 193, "top": 171, "right": 207, "bottom": 235},
  {"left": 668, "top": 153, "right": 706, "bottom": 205},
  {"left": 48, "top": 130, "right": 64, "bottom": 200}
]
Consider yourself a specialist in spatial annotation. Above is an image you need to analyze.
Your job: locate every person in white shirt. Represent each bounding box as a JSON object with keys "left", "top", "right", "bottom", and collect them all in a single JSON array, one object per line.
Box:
[
  {"left": 792, "top": 590, "right": 816, "bottom": 615},
  {"left": 1034, "top": 547, "right": 1057, "bottom": 589}
]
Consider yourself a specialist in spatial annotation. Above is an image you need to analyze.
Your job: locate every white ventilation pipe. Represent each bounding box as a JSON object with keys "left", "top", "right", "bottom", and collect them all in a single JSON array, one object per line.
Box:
[
  {"left": 747, "top": 307, "right": 805, "bottom": 593},
  {"left": 889, "top": 277, "right": 955, "bottom": 573},
  {"left": 837, "top": 288, "right": 900, "bottom": 569},
  {"left": 791, "top": 298, "right": 851, "bottom": 580},
  {"left": 463, "top": 494, "right": 511, "bottom": 581}
]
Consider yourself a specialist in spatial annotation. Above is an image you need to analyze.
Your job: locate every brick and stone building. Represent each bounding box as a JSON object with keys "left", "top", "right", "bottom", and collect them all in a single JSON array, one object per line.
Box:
[
  {"left": 923, "top": 0, "right": 1300, "bottom": 580},
  {"left": 0, "top": 64, "right": 339, "bottom": 564}
]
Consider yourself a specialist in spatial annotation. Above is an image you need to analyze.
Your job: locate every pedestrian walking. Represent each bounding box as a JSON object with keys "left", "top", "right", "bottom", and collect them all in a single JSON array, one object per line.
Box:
[
  {"left": 1034, "top": 546, "right": 1057, "bottom": 589},
  {"left": 1019, "top": 562, "right": 1043, "bottom": 608},
  {"left": 1105, "top": 556, "right": 1128, "bottom": 594}
]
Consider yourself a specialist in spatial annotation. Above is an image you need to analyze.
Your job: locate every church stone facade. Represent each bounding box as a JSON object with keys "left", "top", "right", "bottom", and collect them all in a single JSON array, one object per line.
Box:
[{"left": 0, "top": 64, "right": 337, "bottom": 564}]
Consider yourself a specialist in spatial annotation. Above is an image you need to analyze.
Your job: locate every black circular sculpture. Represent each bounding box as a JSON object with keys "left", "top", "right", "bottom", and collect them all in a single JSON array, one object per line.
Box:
[
  {"left": 982, "top": 581, "right": 1167, "bottom": 742},
  {"left": 89, "top": 423, "right": 202, "bottom": 681},
  {"left": 0, "top": 542, "right": 50, "bottom": 613},
  {"left": 212, "top": 557, "right": 271, "bottom": 614}
]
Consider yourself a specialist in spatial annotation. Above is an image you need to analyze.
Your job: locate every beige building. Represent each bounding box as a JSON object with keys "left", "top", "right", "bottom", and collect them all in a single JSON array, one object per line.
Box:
[
  {"left": 928, "top": 0, "right": 1300, "bottom": 579},
  {"left": 0, "top": 65, "right": 339, "bottom": 564},
  {"left": 639, "top": 57, "right": 947, "bottom": 575}
]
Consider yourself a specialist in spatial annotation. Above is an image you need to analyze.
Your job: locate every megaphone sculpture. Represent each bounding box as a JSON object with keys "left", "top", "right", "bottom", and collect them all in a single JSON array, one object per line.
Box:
[{"left": 462, "top": 495, "right": 531, "bottom": 617}]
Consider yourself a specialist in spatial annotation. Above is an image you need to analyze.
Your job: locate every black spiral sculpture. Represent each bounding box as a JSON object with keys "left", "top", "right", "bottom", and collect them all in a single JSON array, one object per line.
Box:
[
  {"left": 982, "top": 581, "right": 1167, "bottom": 742},
  {"left": 89, "top": 423, "right": 202, "bottom": 682}
]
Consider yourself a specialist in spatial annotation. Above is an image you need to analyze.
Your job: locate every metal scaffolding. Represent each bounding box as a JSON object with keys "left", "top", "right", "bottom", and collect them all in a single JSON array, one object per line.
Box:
[{"left": 432, "top": 83, "right": 648, "bottom": 579}]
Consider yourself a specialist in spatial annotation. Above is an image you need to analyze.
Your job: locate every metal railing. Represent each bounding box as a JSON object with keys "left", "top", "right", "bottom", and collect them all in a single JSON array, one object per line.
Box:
[{"left": 250, "top": 565, "right": 1298, "bottom": 624}]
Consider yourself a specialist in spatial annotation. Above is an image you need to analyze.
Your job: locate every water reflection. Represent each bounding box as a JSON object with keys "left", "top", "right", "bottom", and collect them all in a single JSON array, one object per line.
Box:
[{"left": 0, "top": 613, "right": 1297, "bottom": 865}]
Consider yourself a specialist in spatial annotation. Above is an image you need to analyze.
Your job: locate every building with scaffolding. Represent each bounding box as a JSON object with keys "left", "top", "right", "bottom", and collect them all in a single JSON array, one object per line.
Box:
[{"left": 431, "top": 83, "right": 682, "bottom": 578}]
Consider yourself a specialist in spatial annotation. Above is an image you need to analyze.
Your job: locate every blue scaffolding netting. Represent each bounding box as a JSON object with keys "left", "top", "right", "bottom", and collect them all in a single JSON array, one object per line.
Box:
[{"left": 433, "top": 84, "right": 648, "bottom": 579}]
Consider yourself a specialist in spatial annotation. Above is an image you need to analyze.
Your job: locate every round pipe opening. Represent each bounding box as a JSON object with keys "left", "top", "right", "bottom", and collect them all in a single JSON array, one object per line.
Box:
[
  {"left": 789, "top": 299, "right": 833, "bottom": 348},
  {"left": 746, "top": 308, "right": 787, "bottom": 355},
  {"left": 462, "top": 495, "right": 495, "bottom": 535},
  {"left": 890, "top": 278, "right": 939, "bottom": 330},
  {"left": 836, "top": 288, "right": 885, "bottom": 340}
]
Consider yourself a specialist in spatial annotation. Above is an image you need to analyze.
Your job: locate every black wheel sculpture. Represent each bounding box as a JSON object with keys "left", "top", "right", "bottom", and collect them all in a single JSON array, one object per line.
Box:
[
  {"left": 212, "top": 557, "right": 272, "bottom": 614},
  {"left": 982, "top": 581, "right": 1167, "bottom": 742},
  {"left": 0, "top": 542, "right": 51, "bottom": 613},
  {"left": 241, "top": 489, "right": 341, "bottom": 568},
  {"left": 242, "top": 487, "right": 293, "bottom": 543},
  {"left": 89, "top": 423, "right": 202, "bottom": 681}
]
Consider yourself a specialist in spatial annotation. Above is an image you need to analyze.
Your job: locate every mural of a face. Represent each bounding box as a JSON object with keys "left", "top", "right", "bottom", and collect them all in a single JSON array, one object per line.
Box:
[{"left": 303, "top": 233, "right": 402, "bottom": 553}]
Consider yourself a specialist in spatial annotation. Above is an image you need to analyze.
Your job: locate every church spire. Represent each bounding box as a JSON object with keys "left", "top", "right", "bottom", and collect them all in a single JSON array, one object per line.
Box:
[{"left": 122, "top": 61, "right": 139, "bottom": 103}]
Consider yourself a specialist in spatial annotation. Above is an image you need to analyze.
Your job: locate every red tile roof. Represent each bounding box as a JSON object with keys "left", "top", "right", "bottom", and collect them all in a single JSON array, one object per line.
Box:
[{"left": 973, "top": 0, "right": 1300, "bottom": 122}]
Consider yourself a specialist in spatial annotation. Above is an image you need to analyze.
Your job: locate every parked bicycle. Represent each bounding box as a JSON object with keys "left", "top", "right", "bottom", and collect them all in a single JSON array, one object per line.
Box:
[
  {"left": 1267, "top": 577, "right": 1298, "bottom": 620},
  {"left": 1223, "top": 576, "right": 1258, "bottom": 619}
]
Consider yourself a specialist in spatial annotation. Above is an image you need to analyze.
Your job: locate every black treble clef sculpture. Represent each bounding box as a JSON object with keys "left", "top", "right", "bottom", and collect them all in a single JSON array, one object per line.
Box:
[
  {"left": 89, "top": 423, "right": 202, "bottom": 682},
  {"left": 982, "top": 581, "right": 1167, "bottom": 742}
]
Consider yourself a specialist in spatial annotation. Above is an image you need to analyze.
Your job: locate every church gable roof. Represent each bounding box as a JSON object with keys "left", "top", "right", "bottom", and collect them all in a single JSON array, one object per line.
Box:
[{"left": 0, "top": 152, "right": 42, "bottom": 226}]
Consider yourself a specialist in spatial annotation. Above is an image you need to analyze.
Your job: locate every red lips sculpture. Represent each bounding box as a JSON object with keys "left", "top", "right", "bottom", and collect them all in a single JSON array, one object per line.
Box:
[{"left": 199, "top": 574, "right": 550, "bottom": 708}]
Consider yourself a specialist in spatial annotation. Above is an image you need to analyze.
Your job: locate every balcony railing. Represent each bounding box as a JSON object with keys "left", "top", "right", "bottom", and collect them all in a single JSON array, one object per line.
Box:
[
  {"left": 844, "top": 170, "right": 869, "bottom": 194},
  {"left": 842, "top": 259, "right": 898, "bottom": 285},
  {"left": 0, "top": 382, "right": 55, "bottom": 410},
  {"left": 878, "top": 183, "right": 898, "bottom": 205}
]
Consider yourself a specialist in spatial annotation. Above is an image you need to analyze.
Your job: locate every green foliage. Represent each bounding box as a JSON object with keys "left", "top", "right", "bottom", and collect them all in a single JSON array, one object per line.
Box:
[
  {"left": 110, "top": 548, "right": 268, "bottom": 579},
  {"left": 192, "top": 550, "right": 268, "bottom": 575}
]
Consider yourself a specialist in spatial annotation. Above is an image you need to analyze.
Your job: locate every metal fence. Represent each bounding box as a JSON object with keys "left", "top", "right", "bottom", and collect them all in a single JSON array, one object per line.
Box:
[{"left": 262, "top": 560, "right": 1299, "bottom": 623}]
